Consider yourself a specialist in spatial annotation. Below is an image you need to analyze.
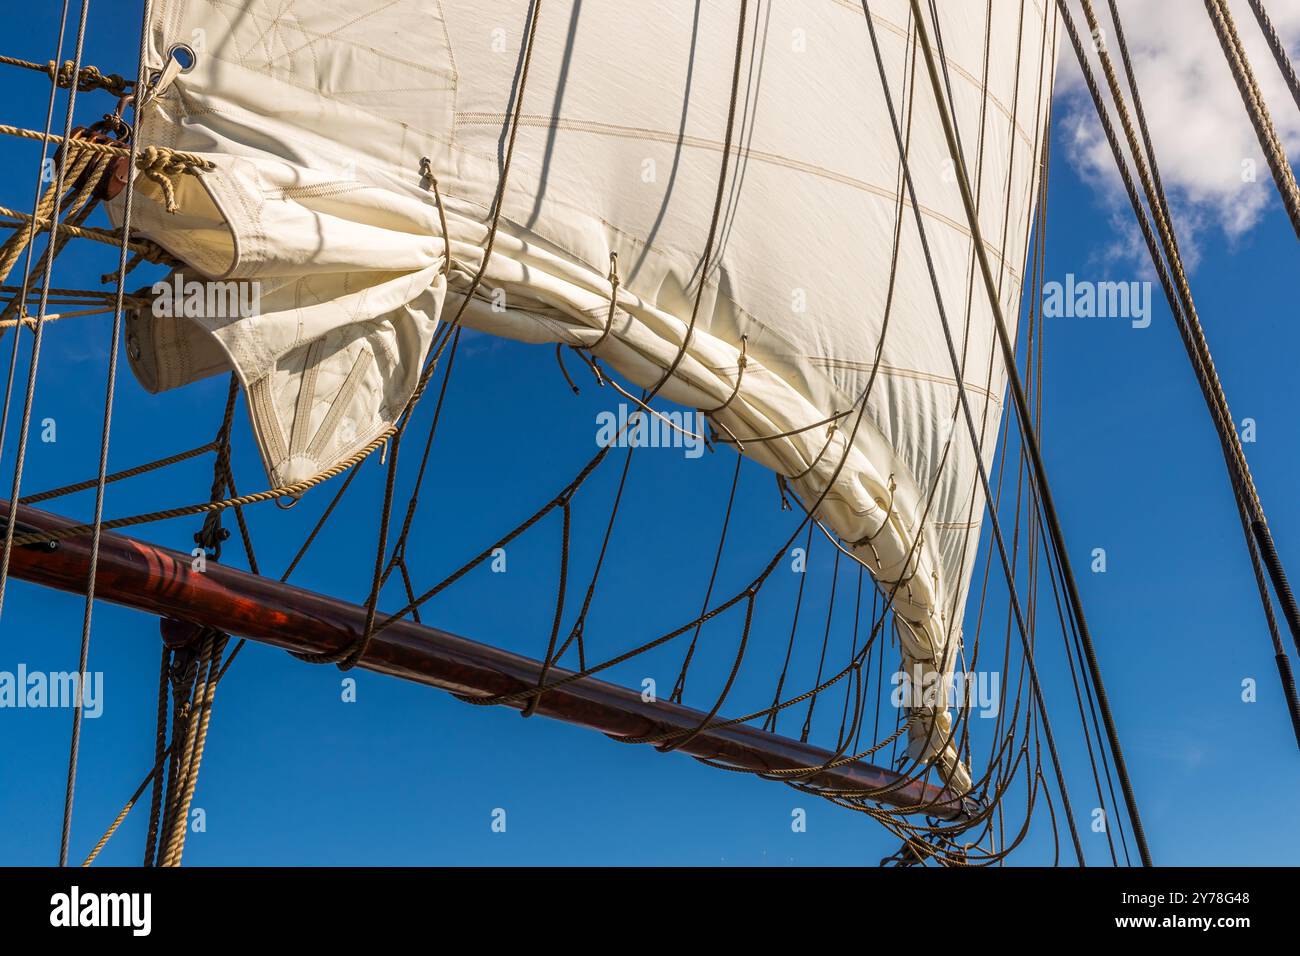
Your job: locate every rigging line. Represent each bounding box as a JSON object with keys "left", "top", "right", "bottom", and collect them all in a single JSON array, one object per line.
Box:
[
  {"left": 0, "top": 305, "right": 115, "bottom": 328},
  {"left": 800, "top": 545, "right": 841, "bottom": 742},
  {"left": 821, "top": 1, "right": 1013, "bottom": 816},
  {"left": 0, "top": 0, "right": 72, "bottom": 602},
  {"left": 1204, "top": 0, "right": 1300, "bottom": 241},
  {"left": 520, "top": 491, "right": 573, "bottom": 719},
  {"left": 469, "top": 402, "right": 961, "bottom": 784},
  {"left": 907, "top": 0, "right": 1152, "bottom": 865},
  {"left": 873, "top": 0, "right": 1089, "bottom": 864},
  {"left": 562, "top": 446, "right": 635, "bottom": 672},
  {"left": 379, "top": 215, "right": 919, "bottom": 729},
  {"left": 442, "top": 0, "right": 542, "bottom": 332},
  {"left": 773, "top": 403, "right": 980, "bottom": 795},
  {"left": 382, "top": 334, "right": 459, "bottom": 586},
  {"left": 159, "top": 629, "right": 227, "bottom": 866},
  {"left": 641, "top": 0, "right": 747, "bottom": 405},
  {"left": 0, "top": 53, "right": 131, "bottom": 95},
  {"left": 763, "top": 521, "right": 814, "bottom": 734},
  {"left": 291, "top": 0, "right": 547, "bottom": 670},
  {"left": 0, "top": 155, "right": 107, "bottom": 332},
  {"left": 1079, "top": 0, "right": 1300, "bottom": 736},
  {"left": 1109, "top": 0, "right": 1300, "bottom": 684},
  {"left": 143, "top": 644, "right": 169, "bottom": 866},
  {"left": 1094, "top": 0, "right": 1277, "bottom": 515},
  {"left": 7, "top": 0, "right": 97, "bottom": 866},
  {"left": 670, "top": 451, "right": 743, "bottom": 704},
  {"left": 58, "top": 0, "right": 155, "bottom": 869},
  {"left": 1010, "top": 59, "right": 1132, "bottom": 863},
  {"left": 82, "top": 741, "right": 172, "bottom": 867},
  {"left": 931, "top": 0, "right": 1031, "bottom": 656},
  {"left": 1246, "top": 0, "right": 1300, "bottom": 115},
  {"left": 0, "top": 204, "right": 176, "bottom": 259},
  {"left": 1022, "top": 97, "right": 1132, "bottom": 863},
  {"left": 857, "top": 1, "right": 1027, "bottom": 793},
  {"left": 838, "top": 565, "right": 866, "bottom": 746}
]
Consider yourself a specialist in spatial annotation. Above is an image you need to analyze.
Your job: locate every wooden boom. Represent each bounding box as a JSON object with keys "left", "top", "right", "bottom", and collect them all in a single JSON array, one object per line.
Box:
[{"left": 0, "top": 498, "right": 974, "bottom": 821}]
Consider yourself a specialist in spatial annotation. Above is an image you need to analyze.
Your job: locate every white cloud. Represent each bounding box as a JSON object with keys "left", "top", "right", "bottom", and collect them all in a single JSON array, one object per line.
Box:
[{"left": 1053, "top": 0, "right": 1300, "bottom": 267}]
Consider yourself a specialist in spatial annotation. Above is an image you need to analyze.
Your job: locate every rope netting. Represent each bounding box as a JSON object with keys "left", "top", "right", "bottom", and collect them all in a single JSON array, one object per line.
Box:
[{"left": 19, "top": 0, "right": 1300, "bottom": 868}]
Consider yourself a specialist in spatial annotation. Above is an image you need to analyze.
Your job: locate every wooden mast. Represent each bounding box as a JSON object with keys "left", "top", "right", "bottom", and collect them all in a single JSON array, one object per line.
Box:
[{"left": 0, "top": 498, "right": 974, "bottom": 821}]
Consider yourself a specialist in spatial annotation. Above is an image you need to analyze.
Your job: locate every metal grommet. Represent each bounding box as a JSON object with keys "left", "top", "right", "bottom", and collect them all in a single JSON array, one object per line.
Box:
[
  {"left": 165, "top": 43, "right": 198, "bottom": 73},
  {"left": 126, "top": 331, "right": 141, "bottom": 362}
]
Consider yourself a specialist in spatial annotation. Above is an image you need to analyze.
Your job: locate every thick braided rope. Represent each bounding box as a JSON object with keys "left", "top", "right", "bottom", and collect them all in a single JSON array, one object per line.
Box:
[
  {"left": 1080, "top": 0, "right": 1267, "bottom": 521},
  {"left": 1246, "top": 0, "right": 1300, "bottom": 116},
  {"left": 0, "top": 203, "right": 178, "bottom": 263},
  {"left": 0, "top": 124, "right": 213, "bottom": 213},
  {"left": 154, "top": 644, "right": 199, "bottom": 860},
  {"left": 0, "top": 54, "right": 131, "bottom": 96},
  {"left": 159, "top": 632, "right": 226, "bottom": 867},
  {"left": 0, "top": 149, "right": 95, "bottom": 284},
  {"left": 1204, "top": 0, "right": 1300, "bottom": 241},
  {"left": 1, "top": 153, "right": 115, "bottom": 335}
]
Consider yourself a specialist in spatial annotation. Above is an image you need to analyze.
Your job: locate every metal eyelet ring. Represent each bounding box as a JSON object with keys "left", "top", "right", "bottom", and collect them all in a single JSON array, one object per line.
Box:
[{"left": 165, "top": 43, "right": 198, "bottom": 73}]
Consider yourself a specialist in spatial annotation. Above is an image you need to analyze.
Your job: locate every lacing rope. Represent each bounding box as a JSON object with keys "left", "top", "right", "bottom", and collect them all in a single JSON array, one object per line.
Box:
[
  {"left": 699, "top": 334, "right": 748, "bottom": 448},
  {"left": 588, "top": 252, "right": 620, "bottom": 352},
  {"left": 418, "top": 156, "right": 452, "bottom": 278}
]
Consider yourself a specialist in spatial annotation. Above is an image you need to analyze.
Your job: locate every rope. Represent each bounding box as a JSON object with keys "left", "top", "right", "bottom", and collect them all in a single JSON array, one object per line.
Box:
[
  {"left": 1073, "top": 1, "right": 1300, "bottom": 737},
  {"left": 1246, "top": 0, "right": 1300, "bottom": 116},
  {"left": 20, "top": 442, "right": 215, "bottom": 504},
  {"left": 900, "top": 0, "right": 1097, "bottom": 865},
  {"left": 158, "top": 629, "right": 226, "bottom": 866},
  {"left": 59, "top": 0, "right": 161, "bottom": 865},
  {"left": 4, "top": 6, "right": 102, "bottom": 864},
  {"left": 14, "top": 0, "right": 1120, "bottom": 867},
  {"left": 0, "top": 124, "right": 213, "bottom": 213},
  {"left": 1204, "top": 0, "right": 1300, "bottom": 241},
  {"left": 0, "top": 0, "right": 74, "bottom": 628},
  {"left": 0, "top": 53, "right": 131, "bottom": 95},
  {"left": 81, "top": 744, "right": 170, "bottom": 866},
  {"left": 143, "top": 646, "right": 170, "bottom": 866},
  {"left": 0, "top": 203, "right": 180, "bottom": 262}
]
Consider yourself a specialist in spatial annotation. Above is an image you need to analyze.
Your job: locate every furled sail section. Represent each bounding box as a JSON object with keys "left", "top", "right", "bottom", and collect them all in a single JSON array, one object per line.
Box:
[{"left": 113, "top": 0, "right": 1057, "bottom": 793}]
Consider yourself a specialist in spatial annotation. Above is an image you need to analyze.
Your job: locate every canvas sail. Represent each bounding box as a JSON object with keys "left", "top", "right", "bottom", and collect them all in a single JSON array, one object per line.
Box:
[{"left": 111, "top": 0, "right": 1057, "bottom": 793}]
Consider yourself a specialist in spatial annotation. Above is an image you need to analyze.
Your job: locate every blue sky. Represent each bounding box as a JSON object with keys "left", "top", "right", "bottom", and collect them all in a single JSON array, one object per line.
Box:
[{"left": 1, "top": 3, "right": 1299, "bottom": 866}]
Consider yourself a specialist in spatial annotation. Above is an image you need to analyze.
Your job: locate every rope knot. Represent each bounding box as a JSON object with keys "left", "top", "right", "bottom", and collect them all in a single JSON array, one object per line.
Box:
[
  {"left": 46, "top": 59, "right": 130, "bottom": 96},
  {"left": 135, "top": 144, "right": 211, "bottom": 213}
]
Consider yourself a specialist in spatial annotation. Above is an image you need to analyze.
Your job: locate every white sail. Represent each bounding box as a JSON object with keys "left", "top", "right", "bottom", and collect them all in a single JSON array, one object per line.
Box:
[{"left": 113, "top": 0, "right": 1057, "bottom": 793}]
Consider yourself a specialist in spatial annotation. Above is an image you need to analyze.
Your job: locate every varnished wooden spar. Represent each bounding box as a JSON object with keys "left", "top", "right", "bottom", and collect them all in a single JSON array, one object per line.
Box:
[{"left": 0, "top": 498, "right": 975, "bottom": 820}]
